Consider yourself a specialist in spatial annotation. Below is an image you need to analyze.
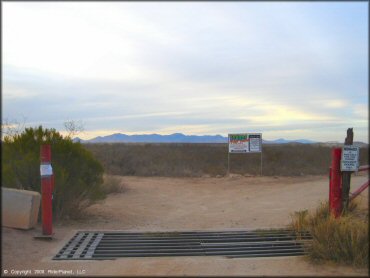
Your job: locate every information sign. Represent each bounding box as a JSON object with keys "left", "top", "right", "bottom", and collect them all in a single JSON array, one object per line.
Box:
[
  {"left": 228, "top": 133, "right": 262, "bottom": 153},
  {"left": 228, "top": 134, "right": 249, "bottom": 153},
  {"left": 40, "top": 164, "right": 53, "bottom": 177},
  {"left": 341, "top": 146, "right": 360, "bottom": 172},
  {"left": 248, "top": 134, "right": 262, "bottom": 153}
]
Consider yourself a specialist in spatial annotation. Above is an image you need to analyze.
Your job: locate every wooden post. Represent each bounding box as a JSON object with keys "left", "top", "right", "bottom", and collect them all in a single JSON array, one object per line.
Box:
[{"left": 342, "top": 128, "right": 353, "bottom": 211}]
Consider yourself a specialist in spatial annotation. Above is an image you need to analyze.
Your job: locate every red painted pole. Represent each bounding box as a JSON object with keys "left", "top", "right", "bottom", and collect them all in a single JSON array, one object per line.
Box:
[
  {"left": 40, "top": 144, "right": 53, "bottom": 235},
  {"left": 328, "top": 167, "right": 332, "bottom": 209},
  {"left": 329, "top": 148, "right": 342, "bottom": 218}
]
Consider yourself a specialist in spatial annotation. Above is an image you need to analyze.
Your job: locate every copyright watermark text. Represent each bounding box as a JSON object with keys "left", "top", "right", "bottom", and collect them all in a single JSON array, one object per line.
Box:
[{"left": 3, "top": 269, "right": 86, "bottom": 276}]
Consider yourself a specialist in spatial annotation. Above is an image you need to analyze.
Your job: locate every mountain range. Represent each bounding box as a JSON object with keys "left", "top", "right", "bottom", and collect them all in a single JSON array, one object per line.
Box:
[{"left": 73, "top": 133, "right": 320, "bottom": 144}]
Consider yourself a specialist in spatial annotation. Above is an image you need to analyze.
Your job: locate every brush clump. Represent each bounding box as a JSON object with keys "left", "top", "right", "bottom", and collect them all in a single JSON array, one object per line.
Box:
[{"left": 290, "top": 201, "right": 369, "bottom": 268}]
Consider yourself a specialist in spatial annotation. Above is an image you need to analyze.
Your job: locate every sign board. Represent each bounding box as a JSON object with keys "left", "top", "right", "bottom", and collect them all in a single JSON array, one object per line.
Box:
[
  {"left": 341, "top": 146, "right": 360, "bottom": 172},
  {"left": 40, "top": 164, "right": 53, "bottom": 177},
  {"left": 228, "top": 133, "right": 262, "bottom": 153},
  {"left": 248, "top": 134, "right": 262, "bottom": 153},
  {"left": 229, "top": 134, "right": 249, "bottom": 153}
]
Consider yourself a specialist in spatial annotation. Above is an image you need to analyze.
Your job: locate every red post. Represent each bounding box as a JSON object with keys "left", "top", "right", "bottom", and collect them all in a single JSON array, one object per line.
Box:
[
  {"left": 40, "top": 144, "right": 53, "bottom": 235},
  {"left": 328, "top": 167, "right": 332, "bottom": 208},
  {"left": 329, "top": 148, "right": 342, "bottom": 218}
]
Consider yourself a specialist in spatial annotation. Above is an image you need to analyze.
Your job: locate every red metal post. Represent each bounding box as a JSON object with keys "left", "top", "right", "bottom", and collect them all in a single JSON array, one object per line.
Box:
[
  {"left": 329, "top": 148, "right": 342, "bottom": 218},
  {"left": 40, "top": 144, "right": 53, "bottom": 235},
  {"left": 328, "top": 167, "right": 332, "bottom": 208}
]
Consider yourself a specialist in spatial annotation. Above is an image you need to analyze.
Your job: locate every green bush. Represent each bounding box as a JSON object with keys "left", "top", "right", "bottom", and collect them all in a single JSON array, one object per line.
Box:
[{"left": 2, "top": 126, "right": 105, "bottom": 219}]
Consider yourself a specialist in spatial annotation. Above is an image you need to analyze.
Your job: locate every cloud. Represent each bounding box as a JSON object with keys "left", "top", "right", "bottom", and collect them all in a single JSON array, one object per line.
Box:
[{"left": 2, "top": 2, "right": 368, "bottom": 142}]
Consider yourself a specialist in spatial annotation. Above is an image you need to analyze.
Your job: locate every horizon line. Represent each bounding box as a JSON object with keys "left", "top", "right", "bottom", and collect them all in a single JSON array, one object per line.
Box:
[{"left": 71, "top": 132, "right": 368, "bottom": 144}]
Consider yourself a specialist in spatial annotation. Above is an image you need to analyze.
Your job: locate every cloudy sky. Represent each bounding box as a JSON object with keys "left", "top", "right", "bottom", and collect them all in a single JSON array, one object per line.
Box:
[{"left": 2, "top": 2, "right": 368, "bottom": 142}]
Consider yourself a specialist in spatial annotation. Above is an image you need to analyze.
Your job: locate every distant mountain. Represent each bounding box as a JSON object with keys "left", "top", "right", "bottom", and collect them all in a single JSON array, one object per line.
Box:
[
  {"left": 74, "top": 133, "right": 324, "bottom": 144},
  {"left": 75, "top": 133, "right": 227, "bottom": 143},
  {"left": 73, "top": 137, "right": 83, "bottom": 143},
  {"left": 263, "top": 138, "right": 317, "bottom": 144}
]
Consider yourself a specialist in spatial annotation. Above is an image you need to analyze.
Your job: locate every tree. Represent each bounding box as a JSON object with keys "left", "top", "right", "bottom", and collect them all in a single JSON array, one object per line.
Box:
[
  {"left": 64, "top": 120, "right": 84, "bottom": 139},
  {"left": 2, "top": 126, "right": 105, "bottom": 219},
  {"left": 1, "top": 116, "right": 27, "bottom": 139}
]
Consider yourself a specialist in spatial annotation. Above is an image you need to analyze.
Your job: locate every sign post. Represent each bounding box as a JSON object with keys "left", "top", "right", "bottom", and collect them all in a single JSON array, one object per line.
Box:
[
  {"left": 329, "top": 148, "right": 342, "bottom": 218},
  {"left": 228, "top": 133, "right": 262, "bottom": 175},
  {"left": 39, "top": 144, "right": 54, "bottom": 238},
  {"left": 249, "top": 134, "right": 263, "bottom": 176},
  {"left": 341, "top": 128, "right": 356, "bottom": 211}
]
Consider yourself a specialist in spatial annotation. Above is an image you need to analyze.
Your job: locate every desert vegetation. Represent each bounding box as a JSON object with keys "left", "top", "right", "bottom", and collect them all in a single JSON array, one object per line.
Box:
[
  {"left": 290, "top": 201, "right": 369, "bottom": 268},
  {"left": 84, "top": 143, "right": 369, "bottom": 177},
  {"left": 2, "top": 126, "right": 106, "bottom": 219},
  {"left": 101, "top": 174, "right": 127, "bottom": 194}
]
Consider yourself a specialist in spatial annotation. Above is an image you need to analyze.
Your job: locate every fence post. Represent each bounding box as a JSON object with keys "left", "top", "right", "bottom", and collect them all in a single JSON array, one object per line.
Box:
[
  {"left": 342, "top": 128, "right": 353, "bottom": 211},
  {"left": 329, "top": 167, "right": 332, "bottom": 208},
  {"left": 40, "top": 144, "right": 53, "bottom": 236},
  {"left": 329, "top": 148, "right": 342, "bottom": 218}
]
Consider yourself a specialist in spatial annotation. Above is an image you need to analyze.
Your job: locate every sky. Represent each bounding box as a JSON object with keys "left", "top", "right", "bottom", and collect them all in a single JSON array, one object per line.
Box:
[{"left": 2, "top": 2, "right": 368, "bottom": 142}]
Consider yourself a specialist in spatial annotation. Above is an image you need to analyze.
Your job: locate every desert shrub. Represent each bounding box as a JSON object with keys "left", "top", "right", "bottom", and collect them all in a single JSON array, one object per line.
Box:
[
  {"left": 1, "top": 126, "right": 105, "bottom": 219},
  {"left": 84, "top": 143, "right": 369, "bottom": 177},
  {"left": 102, "top": 175, "right": 126, "bottom": 194},
  {"left": 290, "top": 201, "right": 369, "bottom": 268}
]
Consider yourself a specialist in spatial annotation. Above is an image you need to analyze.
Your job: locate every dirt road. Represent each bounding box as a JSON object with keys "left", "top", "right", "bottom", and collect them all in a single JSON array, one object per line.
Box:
[{"left": 2, "top": 174, "right": 368, "bottom": 276}]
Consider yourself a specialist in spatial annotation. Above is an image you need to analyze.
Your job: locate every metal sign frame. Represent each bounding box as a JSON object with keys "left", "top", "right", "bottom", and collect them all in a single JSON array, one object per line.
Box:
[{"left": 227, "top": 133, "right": 263, "bottom": 176}]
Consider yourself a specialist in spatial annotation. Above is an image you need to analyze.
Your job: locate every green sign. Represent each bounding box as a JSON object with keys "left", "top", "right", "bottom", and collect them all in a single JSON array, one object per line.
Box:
[{"left": 228, "top": 133, "right": 262, "bottom": 153}]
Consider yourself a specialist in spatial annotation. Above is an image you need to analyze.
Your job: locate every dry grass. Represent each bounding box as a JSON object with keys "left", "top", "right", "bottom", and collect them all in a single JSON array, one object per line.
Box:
[
  {"left": 84, "top": 143, "right": 369, "bottom": 177},
  {"left": 102, "top": 175, "right": 127, "bottom": 194},
  {"left": 290, "top": 200, "right": 369, "bottom": 268}
]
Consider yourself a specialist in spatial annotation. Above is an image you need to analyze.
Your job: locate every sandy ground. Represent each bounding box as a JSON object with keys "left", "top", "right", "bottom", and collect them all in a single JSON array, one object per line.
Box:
[{"left": 2, "top": 173, "right": 369, "bottom": 277}]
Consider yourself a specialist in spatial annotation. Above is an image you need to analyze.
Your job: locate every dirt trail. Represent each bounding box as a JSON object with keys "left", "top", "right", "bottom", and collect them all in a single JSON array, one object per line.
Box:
[{"left": 2, "top": 174, "right": 368, "bottom": 276}]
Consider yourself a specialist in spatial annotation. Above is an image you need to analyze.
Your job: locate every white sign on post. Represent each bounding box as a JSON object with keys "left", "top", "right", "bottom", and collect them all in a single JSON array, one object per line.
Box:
[
  {"left": 40, "top": 164, "right": 53, "bottom": 177},
  {"left": 341, "top": 146, "right": 360, "bottom": 172},
  {"left": 248, "top": 134, "right": 262, "bottom": 153},
  {"left": 228, "top": 133, "right": 262, "bottom": 153},
  {"left": 227, "top": 132, "right": 263, "bottom": 175},
  {"left": 228, "top": 134, "right": 249, "bottom": 153}
]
